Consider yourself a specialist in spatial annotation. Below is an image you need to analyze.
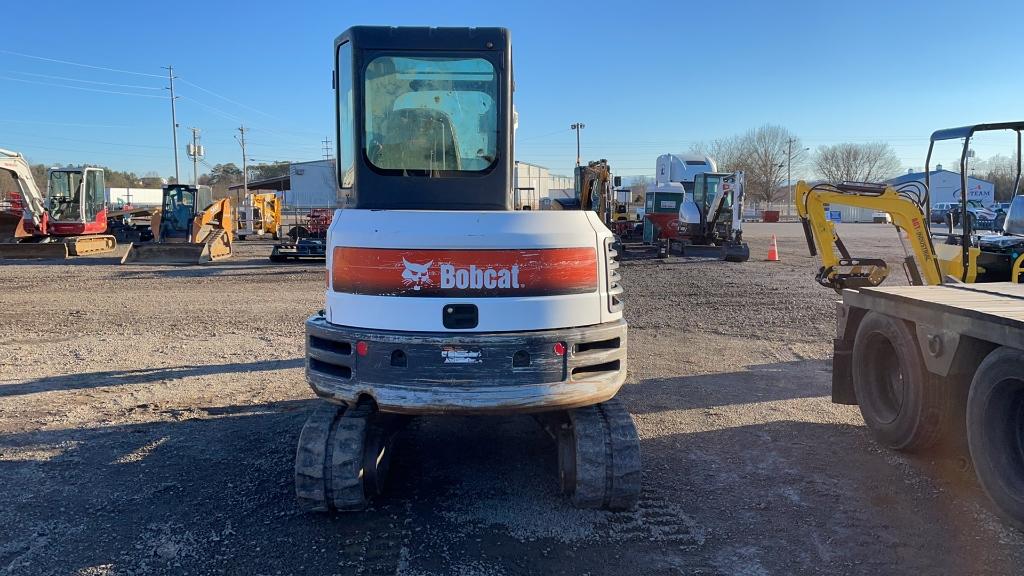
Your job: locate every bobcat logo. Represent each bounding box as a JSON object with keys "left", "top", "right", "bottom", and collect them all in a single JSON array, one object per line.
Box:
[{"left": 401, "top": 258, "right": 434, "bottom": 290}]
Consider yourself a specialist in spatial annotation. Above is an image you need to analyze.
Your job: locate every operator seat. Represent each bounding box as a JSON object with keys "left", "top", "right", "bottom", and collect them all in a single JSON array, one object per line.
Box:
[{"left": 370, "top": 108, "right": 461, "bottom": 172}]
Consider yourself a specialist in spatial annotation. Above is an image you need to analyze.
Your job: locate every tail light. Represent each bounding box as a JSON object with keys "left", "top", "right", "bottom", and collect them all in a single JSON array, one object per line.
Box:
[{"left": 605, "top": 237, "right": 623, "bottom": 313}]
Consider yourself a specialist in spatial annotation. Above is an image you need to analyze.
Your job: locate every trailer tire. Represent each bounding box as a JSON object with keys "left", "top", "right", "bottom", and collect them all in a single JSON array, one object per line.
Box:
[
  {"left": 967, "top": 346, "right": 1024, "bottom": 530},
  {"left": 852, "top": 312, "right": 951, "bottom": 452}
]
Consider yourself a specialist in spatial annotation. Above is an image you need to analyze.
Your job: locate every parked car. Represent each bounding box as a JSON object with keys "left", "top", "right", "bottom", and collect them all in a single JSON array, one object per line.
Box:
[{"left": 930, "top": 202, "right": 956, "bottom": 224}]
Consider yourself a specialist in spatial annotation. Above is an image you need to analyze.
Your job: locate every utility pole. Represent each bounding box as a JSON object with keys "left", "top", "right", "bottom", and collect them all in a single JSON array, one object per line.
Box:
[
  {"left": 787, "top": 138, "right": 793, "bottom": 217},
  {"left": 322, "top": 137, "right": 334, "bottom": 160},
  {"left": 186, "top": 128, "right": 204, "bottom": 185},
  {"left": 785, "top": 139, "right": 809, "bottom": 217},
  {"left": 236, "top": 126, "right": 248, "bottom": 207},
  {"left": 571, "top": 123, "right": 586, "bottom": 167},
  {"left": 163, "top": 65, "right": 180, "bottom": 183}
]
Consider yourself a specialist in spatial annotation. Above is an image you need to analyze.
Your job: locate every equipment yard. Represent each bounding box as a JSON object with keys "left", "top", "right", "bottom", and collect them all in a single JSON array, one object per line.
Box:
[{"left": 2, "top": 223, "right": 1022, "bottom": 576}]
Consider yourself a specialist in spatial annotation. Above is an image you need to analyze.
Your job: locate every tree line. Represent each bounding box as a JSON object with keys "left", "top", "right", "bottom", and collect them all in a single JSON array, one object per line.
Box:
[
  {"left": 0, "top": 160, "right": 291, "bottom": 199},
  {"left": 651, "top": 124, "right": 1021, "bottom": 206}
]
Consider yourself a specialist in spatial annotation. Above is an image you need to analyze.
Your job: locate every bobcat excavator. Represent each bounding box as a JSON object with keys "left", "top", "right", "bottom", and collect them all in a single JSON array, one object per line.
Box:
[
  {"left": 0, "top": 148, "right": 116, "bottom": 259},
  {"left": 294, "top": 26, "right": 639, "bottom": 513},
  {"left": 672, "top": 171, "right": 749, "bottom": 261},
  {"left": 121, "top": 184, "right": 233, "bottom": 264}
]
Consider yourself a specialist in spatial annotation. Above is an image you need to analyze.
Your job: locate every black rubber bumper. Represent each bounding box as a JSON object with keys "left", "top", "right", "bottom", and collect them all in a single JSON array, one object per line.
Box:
[{"left": 304, "top": 314, "right": 628, "bottom": 414}]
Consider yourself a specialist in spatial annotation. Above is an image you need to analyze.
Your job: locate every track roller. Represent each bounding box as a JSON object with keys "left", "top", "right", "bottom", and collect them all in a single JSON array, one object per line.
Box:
[
  {"left": 294, "top": 401, "right": 402, "bottom": 512},
  {"left": 557, "top": 397, "right": 641, "bottom": 511}
]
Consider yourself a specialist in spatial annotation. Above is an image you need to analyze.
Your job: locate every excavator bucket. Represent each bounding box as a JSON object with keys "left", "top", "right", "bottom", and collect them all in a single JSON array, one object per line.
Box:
[{"left": 120, "top": 229, "right": 232, "bottom": 265}]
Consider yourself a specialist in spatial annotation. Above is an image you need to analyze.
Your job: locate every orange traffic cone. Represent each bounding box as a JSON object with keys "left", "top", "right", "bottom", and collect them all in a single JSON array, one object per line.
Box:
[{"left": 766, "top": 234, "right": 780, "bottom": 262}]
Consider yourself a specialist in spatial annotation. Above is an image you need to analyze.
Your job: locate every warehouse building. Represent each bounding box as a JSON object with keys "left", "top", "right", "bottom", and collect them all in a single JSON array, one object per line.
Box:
[{"left": 514, "top": 161, "right": 573, "bottom": 210}]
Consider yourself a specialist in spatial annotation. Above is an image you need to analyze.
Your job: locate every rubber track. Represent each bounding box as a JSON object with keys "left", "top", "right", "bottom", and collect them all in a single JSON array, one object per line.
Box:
[
  {"left": 329, "top": 412, "right": 369, "bottom": 511},
  {"left": 569, "top": 397, "right": 642, "bottom": 511},
  {"left": 294, "top": 403, "right": 344, "bottom": 512}
]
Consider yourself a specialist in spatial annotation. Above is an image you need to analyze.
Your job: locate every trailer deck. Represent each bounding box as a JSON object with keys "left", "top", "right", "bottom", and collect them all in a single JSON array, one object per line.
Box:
[{"left": 842, "top": 283, "right": 1024, "bottom": 352}]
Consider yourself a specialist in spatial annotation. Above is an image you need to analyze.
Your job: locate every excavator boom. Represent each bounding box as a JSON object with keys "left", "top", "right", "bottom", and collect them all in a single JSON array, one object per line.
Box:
[{"left": 795, "top": 180, "right": 957, "bottom": 291}]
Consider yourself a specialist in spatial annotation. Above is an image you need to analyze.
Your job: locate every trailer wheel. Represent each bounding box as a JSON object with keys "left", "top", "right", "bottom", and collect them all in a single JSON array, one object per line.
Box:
[
  {"left": 967, "top": 346, "right": 1024, "bottom": 530},
  {"left": 852, "top": 312, "right": 951, "bottom": 452}
]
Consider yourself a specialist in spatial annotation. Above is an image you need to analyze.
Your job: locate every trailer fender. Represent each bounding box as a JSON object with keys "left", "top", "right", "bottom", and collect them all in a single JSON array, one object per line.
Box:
[{"left": 832, "top": 302, "right": 866, "bottom": 405}]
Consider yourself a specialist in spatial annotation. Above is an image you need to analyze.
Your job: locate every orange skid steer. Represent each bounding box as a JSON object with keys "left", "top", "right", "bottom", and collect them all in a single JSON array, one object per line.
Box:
[{"left": 121, "top": 184, "right": 233, "bottom": 265}]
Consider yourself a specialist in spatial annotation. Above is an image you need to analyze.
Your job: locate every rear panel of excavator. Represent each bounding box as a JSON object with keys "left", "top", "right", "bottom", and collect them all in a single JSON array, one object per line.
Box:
[
  {"left": 121, "top": 185, "right": 232, "bottom": 265},
  {"left": 294, "top": 26, "right": 640, "bottom": 513}
]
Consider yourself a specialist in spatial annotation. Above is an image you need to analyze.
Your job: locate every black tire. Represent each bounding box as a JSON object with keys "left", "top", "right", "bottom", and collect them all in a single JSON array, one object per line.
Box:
[
  {"left": 269, "top": 253, "right": 286, "bottom": 263},
  {"left": 852, "top": 312, "right": 953, "bottom": 452},
  {"left": 288, "top": 226, "right": 310, "bottom": 241},
  {"left": 967, "top": 346, "right": 1024, "bottom": 530}
]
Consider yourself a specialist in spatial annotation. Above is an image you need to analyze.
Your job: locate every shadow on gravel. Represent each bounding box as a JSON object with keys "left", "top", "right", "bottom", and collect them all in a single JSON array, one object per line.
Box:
[
  {"left": 0, "top": 358, "right": 303, "bottom": 397},
  {"left": 2, "top": 400, "right": 1018, "bottom": 575},
  {"left": 0, "top": 256, "right": 123, "bottom": 266},
  {"left": 624, "top": 359, "right": 833, "bottom": 414},
  {"left": 114, "top": 266, "right": 320, "bottom": 279}
]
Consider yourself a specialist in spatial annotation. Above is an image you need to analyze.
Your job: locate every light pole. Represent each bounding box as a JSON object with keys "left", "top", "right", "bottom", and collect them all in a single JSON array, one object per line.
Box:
[
  {"left": 786, "top": 139, "right": 809, "bottom": 217},
  {"left": 571, "top": 123, "right": 585, "bottom": 167}
]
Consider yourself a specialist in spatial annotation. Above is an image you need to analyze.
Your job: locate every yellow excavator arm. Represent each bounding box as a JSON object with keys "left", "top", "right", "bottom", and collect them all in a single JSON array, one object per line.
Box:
[{"left": 795, "top": 181, "right": 955, "bottom": 290}]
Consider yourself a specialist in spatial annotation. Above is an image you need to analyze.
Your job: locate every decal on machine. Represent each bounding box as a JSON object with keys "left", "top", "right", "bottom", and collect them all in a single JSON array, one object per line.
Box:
[{"left": 334, "top": 247, "right": 597, "bottom": 297}]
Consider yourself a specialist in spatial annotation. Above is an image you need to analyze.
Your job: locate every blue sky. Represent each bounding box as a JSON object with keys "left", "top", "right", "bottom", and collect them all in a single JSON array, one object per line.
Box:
[{"left": 3, "top": 0, "right": 1023, "bottom": 179}]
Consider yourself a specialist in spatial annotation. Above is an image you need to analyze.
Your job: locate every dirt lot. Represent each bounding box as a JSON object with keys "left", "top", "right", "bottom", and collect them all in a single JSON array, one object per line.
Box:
[{"left": 1, "top": 223, "right": 1022, "bottom": 576}]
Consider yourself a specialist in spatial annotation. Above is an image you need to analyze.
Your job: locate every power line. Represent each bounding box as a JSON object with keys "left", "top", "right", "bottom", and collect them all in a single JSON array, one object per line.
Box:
[
  {"left": 177, "top": 77, "right": 281, "bottom": 122},
  {"left": 178, "top": 95, "right": 245, "bottom": 124},
  {"left": 0, "top": 75, "right": 168, "bottom": 98},
  {"left": 0, "top": 49, "right": 165, "bottom": 77},
  {"left": 0, "top": 70, "right": 163, "bottom": 90},
  {"left": 0, "top": 118, "right": 135, "bottom": 129}
]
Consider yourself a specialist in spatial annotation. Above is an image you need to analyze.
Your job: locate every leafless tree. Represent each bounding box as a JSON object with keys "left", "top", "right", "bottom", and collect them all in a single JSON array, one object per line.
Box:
[
  {"left": 813, "top": 142, "right": 902, "bottom": 184},
  {"left": 630, "top": 175, "right": 650, "bottom": 202},
  {"left": 975, "top": 153, "right": 1021, "bottom": 202},
  {"left": 743, "top": 125, "right": 802, "bottom": 208},
  {"left": 689, "top": 136, "right": 750, "bottom": 173}
]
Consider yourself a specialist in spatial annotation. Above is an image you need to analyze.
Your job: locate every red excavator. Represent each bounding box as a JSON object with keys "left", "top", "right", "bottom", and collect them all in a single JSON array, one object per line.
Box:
[{"left": 0, "top": 148, "right": 116, "bottom": 259}]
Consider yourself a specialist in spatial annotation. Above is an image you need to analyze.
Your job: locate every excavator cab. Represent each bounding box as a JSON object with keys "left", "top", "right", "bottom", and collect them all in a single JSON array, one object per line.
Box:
[{"left": 46, "top": 167, "right": 106, "bottom": 228}]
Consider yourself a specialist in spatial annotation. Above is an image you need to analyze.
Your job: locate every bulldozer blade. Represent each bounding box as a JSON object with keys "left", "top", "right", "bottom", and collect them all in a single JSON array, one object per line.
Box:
[
  {"left": 0, "top": 242, "right": 70, "bottom": 260},
  {"left": 0, "top": 213, "right": 26, "bottom": 242},
  {"left": 120, "top": 241, "right": 214, "bottom": 265},
  {"left": 66, "top": 235, "right": 117, "bottom": 256}
]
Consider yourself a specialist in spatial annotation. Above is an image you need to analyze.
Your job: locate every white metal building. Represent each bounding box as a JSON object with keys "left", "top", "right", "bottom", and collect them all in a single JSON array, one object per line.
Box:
[
  {"left": 887, "top": 167, "right": 995, "bottom": 208},
  {"left": 106, "top": 187, "right": 163, "bottom": 208},
  {"left": 285, "top": 159, "right": 338, "bottom": 208},
  {"left": 514, "top": 161, "right": 573, "bottom": 210}
]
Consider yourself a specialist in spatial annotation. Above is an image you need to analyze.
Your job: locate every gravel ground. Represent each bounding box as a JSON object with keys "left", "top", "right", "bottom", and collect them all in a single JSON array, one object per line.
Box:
[{"left": 1, "top": 223, "right": 1021, "bottom": 576}]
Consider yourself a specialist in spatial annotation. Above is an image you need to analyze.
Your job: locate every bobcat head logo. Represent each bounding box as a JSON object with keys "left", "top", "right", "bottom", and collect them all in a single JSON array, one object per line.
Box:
[{"left": 401, "top": 258, "right": 434, "bottom": 290}]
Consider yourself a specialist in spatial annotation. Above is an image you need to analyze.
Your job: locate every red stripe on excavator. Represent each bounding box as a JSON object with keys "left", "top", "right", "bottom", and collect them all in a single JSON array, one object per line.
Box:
[{"left": 332, "top": 247, "right": 598, "bottom": 297}]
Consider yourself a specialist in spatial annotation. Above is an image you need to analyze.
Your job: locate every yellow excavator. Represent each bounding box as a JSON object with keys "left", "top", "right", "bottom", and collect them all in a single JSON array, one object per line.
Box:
[
  {"left": 121, "top": 184, "right": 233, "bottom": 264},
  {"left": 796, "top": 181, "right": 975, "bottom": 290},
  {"left": 552, "top": 159, "right": 616, "bottom": 225},
  {"left": 797, "top": 123, "right": 1024, "bottom": 291}
]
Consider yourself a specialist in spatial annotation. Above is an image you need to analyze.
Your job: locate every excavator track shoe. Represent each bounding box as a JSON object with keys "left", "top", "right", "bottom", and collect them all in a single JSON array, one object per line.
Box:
[
  {"left": 66, "top": 235, "right": 117, "bottom": 256},
  {"left": 294, "top": 401, "right": 396, "bottom": 512},
  {"left": 560, "top": 398, "right": 641, "bottom": 511}
]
